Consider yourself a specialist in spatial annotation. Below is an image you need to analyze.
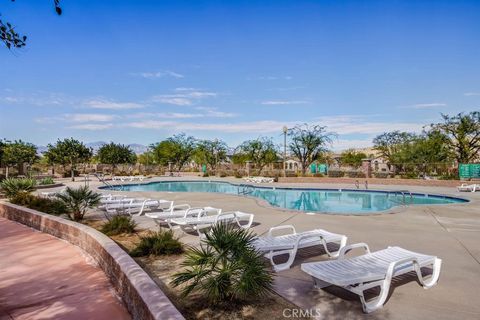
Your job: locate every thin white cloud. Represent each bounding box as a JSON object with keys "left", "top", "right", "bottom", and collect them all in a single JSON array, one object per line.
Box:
[
  {"left": 150, "top": 96, "right": 193, "bottom": 106},
  {"left": 67, "top": 123, "right": 114, "bottom": 130},
  {"left": 315, "top": 115, "right": 424, "bottom": 135},
  {"left": 132, "top": 70, "right": 184, "bottom": 79},
  {"left": 331, "top": 139, "right": 374, "bottom": 152},
  {"left": 123, "top": 120, "right": 285, "bottom": 133},
  {"left": 65, "top": 113, "right": 118, "bottom": 122},
  {"left": 36, "top": 113, "right": 118, "bottom": 124},
  {"left": 399, "top": 103, "right": 447, "bottom": 109},
  {"left": 85, "top": 99, "right": 144, "bottom": 110},
  {"left": 261, "top": 100, "right": 310, "bottom": 105},
  {"left": 150, "top": 88, "right": 218, "bottom": 106},
  {"left": 464, "top": 92, "right": 480, "bottom": 96},
  {"left": 254, "top": 76, "right": 293, "bottom": 80},
  {"left": 130, "top": 108, "right": 236, "bottom": 120},
  {"left": 0, "top": 91, "right": 69, "bottom": 106}
]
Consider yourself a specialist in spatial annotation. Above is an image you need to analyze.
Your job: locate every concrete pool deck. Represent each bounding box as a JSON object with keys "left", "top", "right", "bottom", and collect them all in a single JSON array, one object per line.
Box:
[
  {"left": 43, "top": 177, "right": 480, "bottom": 319},
  {"left": 0, "top": 217, "right": 131, "bottom": 320}
]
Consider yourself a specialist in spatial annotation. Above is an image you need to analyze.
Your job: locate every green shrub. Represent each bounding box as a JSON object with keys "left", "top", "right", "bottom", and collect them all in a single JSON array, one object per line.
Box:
[
  {"left": 101, "top": 215, "right": 137, "bottom": 236},
  {"left": 130, "top": 230, "right": 183, "bottom": 257},
  {"left": 401, "top": 172, "right": 418, "bottom": 179},
  {"left": 202, "top": 172, "right": 210, "bottom": 177},
  {"left": 39, "top": 177, "right": 55, "bottom": 185},
  {"left": 374, "top": 171, "right": 390, "bottom": 179},
  {"left": 346, "top": 170, "right": 366, "bottom": 178},
  {"left": 10, "top": 193, "right": 66, "bottom": 216},
  {"left": 234, "top": 171, "right": 243, "bottom": 178},
  {"left": 0, "top": 178, "right": 37, "bottom": 198},
  {"left": 56, "top": 186, "right": 101, "bottom": 221},
  {"left": 171, "top": 223, "right": 274, "bottom": 303},
  {"left": 327, "top": 170, "right": 345, "bottom": 178},
  {"left": 313, "top": 173, "right": 324, "bottom": 177}
]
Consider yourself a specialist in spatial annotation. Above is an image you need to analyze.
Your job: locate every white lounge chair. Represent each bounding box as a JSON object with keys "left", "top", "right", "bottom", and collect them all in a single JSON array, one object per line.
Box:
[
  {"left": 301, "top": 243, "right": 442, "bottom": 313},
  {"left": 98, "top": 197, "right": 134, "bottom": 210},
  {"left": 145, "top": 205, "right": 201, "bottom": 226},
  {"left": 106, "top": 199, "right": 173, "bottom": 216},
  {"left": 457, "top": 183, "right": 479, "bottom": 192},
  {"left": 252, "top": 225, "right": 347, "bottom": 272},
  {"left": 168, "top": 208, "right": 254, "bottom": 236}
]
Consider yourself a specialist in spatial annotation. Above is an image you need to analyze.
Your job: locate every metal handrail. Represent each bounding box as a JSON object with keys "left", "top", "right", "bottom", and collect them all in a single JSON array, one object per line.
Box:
[
  {"left": 388, "top": 190, "right": 413, "bottom": 205},
  {"left": 92, "top": 173, "right": 115, "bottom": 190}
]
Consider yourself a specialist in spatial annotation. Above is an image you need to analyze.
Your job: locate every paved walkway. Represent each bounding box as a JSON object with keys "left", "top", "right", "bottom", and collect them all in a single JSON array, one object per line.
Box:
[{"left": 0, "top": 218, "right": 130, "bottom": 320}]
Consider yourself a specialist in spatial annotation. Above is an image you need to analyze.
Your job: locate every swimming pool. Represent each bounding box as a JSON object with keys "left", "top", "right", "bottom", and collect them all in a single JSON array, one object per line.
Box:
[{"left": 106, "top": 181, "right": 468, "bottom": 214}]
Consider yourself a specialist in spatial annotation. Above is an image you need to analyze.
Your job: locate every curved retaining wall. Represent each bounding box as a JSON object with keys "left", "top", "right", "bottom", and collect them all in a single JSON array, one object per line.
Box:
[{"left": 0, "top": 201, "right": 184, "bottom": 320}]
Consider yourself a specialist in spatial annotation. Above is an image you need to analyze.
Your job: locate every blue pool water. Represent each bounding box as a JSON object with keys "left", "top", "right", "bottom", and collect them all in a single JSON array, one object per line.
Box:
[{"left": 107, "top": 181, "right": 467, "bottom": 214}]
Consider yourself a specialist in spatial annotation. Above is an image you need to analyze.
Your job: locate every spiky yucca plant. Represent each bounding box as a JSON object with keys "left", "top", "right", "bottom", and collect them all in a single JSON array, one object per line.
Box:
[
  {"left": 0, "top": 178, "right": 36, "bottom": 198},
  {"left": 56, "top": 186, "right": 101, "bottom": 221},
  {"left": 171, "top": 222, "right": 274, "bottom": 303}
]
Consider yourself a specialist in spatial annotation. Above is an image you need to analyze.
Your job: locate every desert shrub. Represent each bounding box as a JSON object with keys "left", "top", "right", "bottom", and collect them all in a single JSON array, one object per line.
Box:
[
  {"left": 346, "top": 170, "right": 366, "bottom": 178},
  {"left": 10, "top": 193, "right": 66, "bottom": 216},
  {"left": 39, "top": 177, "right": 55, "bottom": 185},
  {"left": 327, "top": 170, "right": 345, "bottom": 178},
  {"left": 401, "top": 172, "right": 418, "bottom": 179},
  {"left": 56, "top": 186, "right": 101, "bottom": 221},
  {"left": 374, "top": 171, "right": 390, "bottom": 179},
  {"left": 171, "top": 222, "right": 274, "bottom": 303},
  {"left": 234, "top": 170, "right": 243, "bottom": 178},
  {"left": 101, "top": 215, "right": 137, "bottom": 236},
  {"left": 130, "top": 230, "right": 183, "bottom": 257},
  {"left": 203, "top": 172, "right": 210, "bottom": 177},
  {"left": 218, "top": 171, "right": 227, "bottom": 178},
  {"left": 0, "top": 178, "right": 37, "bottom": 198},
  {"left": 313, "top": 173, "right": 324, "bottom": 177}
]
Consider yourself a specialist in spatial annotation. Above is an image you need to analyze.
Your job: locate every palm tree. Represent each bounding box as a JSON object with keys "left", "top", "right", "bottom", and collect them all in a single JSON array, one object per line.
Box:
[
  {"left": 171, "top": 222, "right": 274, "bottom": 303},
  {"left": 56, "top": 186, "right": 101, "bottom": 221}
]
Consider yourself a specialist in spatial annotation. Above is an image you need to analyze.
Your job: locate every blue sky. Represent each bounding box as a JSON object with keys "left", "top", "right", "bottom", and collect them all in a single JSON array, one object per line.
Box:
[{"left": 1, "top": 0, "right": 479, "bottom": 150}]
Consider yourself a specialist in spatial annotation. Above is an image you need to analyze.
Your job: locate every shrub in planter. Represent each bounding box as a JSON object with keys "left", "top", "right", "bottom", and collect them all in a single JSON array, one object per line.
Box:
[
  {"left": 346, "top": 170, "right": 366, "bottom": 178},
  {"left": 56, "top": 186, "right": 101, "bottom": 221},
  {"left": 10, "top": 193, "right": 67, "bottom": 216},
  {"left": 130, "top": 230, "right": 183, "bottom": 256},
  {"left": 374, "top": 171, "right": 390, "bottom": 179},
  {"left": 101, "top": 215, "right": 137, "bottom": 236},
  {"left": 327, "top": 170, "right": 345, "bottom": 178},
  {"left": 171, "top": 222, "right": 274, "bottom": 303},
  {"left": 39, "top": 177, "right": 55, "bottom": 185},
  {"left": 0, "top": 178, "right": 37, "bottom": 198}
]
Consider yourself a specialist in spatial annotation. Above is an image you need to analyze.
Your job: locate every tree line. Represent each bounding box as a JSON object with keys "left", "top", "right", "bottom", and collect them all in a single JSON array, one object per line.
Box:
[{"left": 0, "top": 112, "right": 479, "bottom": 180}]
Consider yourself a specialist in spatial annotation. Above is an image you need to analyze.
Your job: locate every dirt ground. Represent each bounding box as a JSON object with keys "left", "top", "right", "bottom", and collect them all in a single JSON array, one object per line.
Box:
[{"left": 84, "top": 218, "right": 308, "bottom": 320}]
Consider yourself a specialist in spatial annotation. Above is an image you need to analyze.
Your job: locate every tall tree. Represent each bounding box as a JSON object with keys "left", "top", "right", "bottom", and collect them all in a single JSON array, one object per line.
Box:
[
  {"left": 0, "top": 140, "right": 5, "bottom": 167},
  {"left": 193, "top": 139, "right": 228, "bottom": 173},
  {"left": 46, "top": 138, "right": 92, "bottom": 181},
  {"left": 233, "top": 138, "right": 278, "bottom": 174},
  {"left": 372, "top": 131, "right": 415, "bottom": 172},
  {"left": 430, "top": 112, "right": 480, "bottom": 164},
  {"left": 1, "top": 0, "right": 62, "bottom": 49},
  {"left": 2, "top": 140, "right": 38, "bottom": 177},
  {"left": 340, "top": 149, "right": 367, "bottom": 168},
  {"left": 288, "top": 124, "right": 335, "bottom": 175},
  {"left": 97, "top": 143, "right": 137, "bottom": 174},
  {"left": 151, "top": 134, "right": 197, "bottom": 171}
]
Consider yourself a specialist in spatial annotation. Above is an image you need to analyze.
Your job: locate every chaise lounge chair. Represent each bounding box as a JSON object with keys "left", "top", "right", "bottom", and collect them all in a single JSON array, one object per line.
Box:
[
  {"left": 144, "top": 204, "right": 195, "bottom": 225},
  {"left": 457, "top": 183, "right": 479, "bottom": 192},
  {"left": 301, "top": 243, "right": 442, "bottom": 313},
  {"left": 252, "top": 225, "right": 347, "bottom": 272},
  {"left": 106, "top": 199, "right": 173, "bottom": 216},
  {"left": 168, "top": 207, "right": 254, "bottom": 236}
]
